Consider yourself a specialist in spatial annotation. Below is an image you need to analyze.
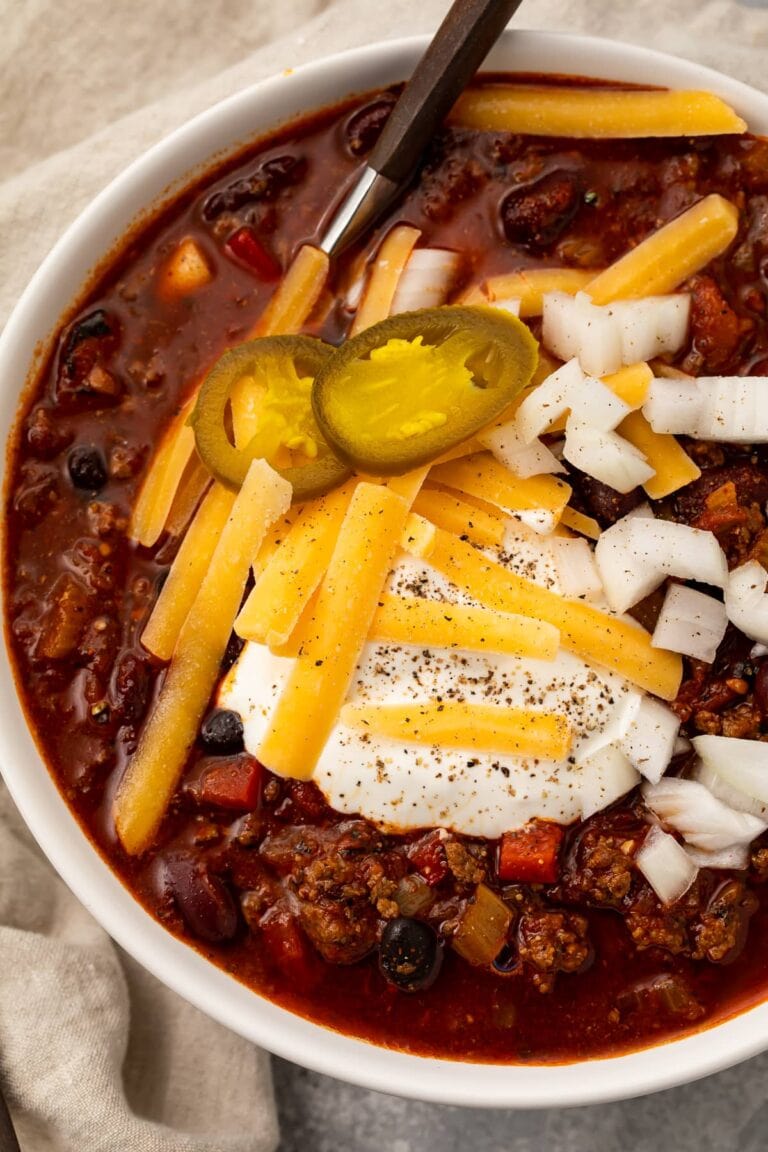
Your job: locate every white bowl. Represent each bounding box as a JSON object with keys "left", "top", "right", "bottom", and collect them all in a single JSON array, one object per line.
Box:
[{"left": 2, "top": 29, "right": 768, "bottom": 1108}]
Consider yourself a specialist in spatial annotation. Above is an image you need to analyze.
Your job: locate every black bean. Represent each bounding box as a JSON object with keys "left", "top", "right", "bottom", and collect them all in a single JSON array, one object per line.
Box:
[
  {"left": 68, "top": 445, "right": 107, "bottom": 491},
  {"left": 379, "top": 917, "right": 442, "bottom": 992},
  {"left": 201, "top": 708, "right": 245, "bottom": 754}
]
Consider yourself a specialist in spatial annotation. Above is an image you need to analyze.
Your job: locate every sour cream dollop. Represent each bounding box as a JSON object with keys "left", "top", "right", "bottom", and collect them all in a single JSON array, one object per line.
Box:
[{"left": 220, "top": 521, "right": 642, "bottom": 837}]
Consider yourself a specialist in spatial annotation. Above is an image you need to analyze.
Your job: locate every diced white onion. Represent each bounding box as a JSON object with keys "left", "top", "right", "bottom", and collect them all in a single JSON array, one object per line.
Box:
[
  {"left": 390, "top": 248, "right": 461, "bottom": 314},
  {"left": 579, "top": 744, "right": 641, "bottom": 819},
  {"left": 479, "top": 420, "right": 564, "bottom": 479},
  {"left": 575, "top": 691, "right": 642, "bottom": 765},
  {"left": 693, "top": 734, "right": 768, "bottom": 805},
  {"left": 573, "top": 377, "right": 631, "bottom": 431},
  {"left": 643, "top": 377, "right": 707, "bottom": 434},
  {"left": 696, "top": 377, "right": 768, "bottom": 443},
  {"left": 642, "top": 777, "right": 766, "bottom": 850},
  {"left": 725, "top": 560, "right": 768, "bottom": 645},
  {"left": 541, "top": 293, "right": 584, "bottom": 364},
  {"left": 515, "top": 358, "right": 585, "bottom": 444},
  {"left": 542, "top": 291, "right": 690, "bottom": 379},
  {"left": 622, "top": 698, "right": 680, "bottom": 784},
  {"left": 685, "top": 843, "right": 749, "bottom": 870},
  {"left": 635, "top": 825, "right": 698, "bottom": 905},
  {"left": 693, "top": 759, "right": 768, "bottom": 820},
  {"left": 608, "top": 296, "right": 690, "bottom": 365},
  {"left": 751, "top": 643, "right": 768, "bottom": 659},
  {"left": 550, "top": 536, "right": 603, "bottom": 600},
  {"left": 562, "top": 419, "right": 654, "bottom": 494},
  {"left": 643, "top": 376, "right": 768, "bottom": 443},
  {"left": 652, "top": 583, "right": 728, "bottom": 663},
  {"left": 594, "top": 514, "right": 728, "bottom": 614}
]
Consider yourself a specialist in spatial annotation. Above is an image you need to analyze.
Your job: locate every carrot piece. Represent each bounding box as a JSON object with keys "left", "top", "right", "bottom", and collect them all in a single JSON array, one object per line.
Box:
[
  {"left": 199, "top": 757, "right": 264, "bottom": 810},
  {"left": 114, "top": 459, "right": 292, "bottom": 854},
  {"left": 497, "top": 821, "right": 565, "bottom": 883},
  {"left": 351, "top": 225, "right": 421, "bottom": 335}
]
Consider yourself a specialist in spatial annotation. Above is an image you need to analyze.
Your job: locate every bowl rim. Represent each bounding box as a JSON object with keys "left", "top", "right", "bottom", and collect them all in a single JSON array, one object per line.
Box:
[{"left": 3, "top": 28, "right": 768, "bottom": 1109}]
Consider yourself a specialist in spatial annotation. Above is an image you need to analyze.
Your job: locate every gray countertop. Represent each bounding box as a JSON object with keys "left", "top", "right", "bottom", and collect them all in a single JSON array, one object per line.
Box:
[{"left": 273, "top": 1050, "right": 768, "bottom": 1151}]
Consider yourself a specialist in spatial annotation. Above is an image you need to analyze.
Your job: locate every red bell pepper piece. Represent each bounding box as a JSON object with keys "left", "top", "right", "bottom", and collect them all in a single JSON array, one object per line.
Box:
[
  {"left": 225, "top": 226, "right": 281, "bottom": 280},
  {"left": 407, "top": 830, "right": 449, "bottom": 885},
  {"left": 199, "top": 756, "right": 263, "bottom": 810},
  {"left": 497, "top": 821, "right": 565, "bottom": 884}
]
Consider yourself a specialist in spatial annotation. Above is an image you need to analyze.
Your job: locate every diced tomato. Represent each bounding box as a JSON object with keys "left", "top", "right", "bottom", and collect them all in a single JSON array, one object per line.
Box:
[
  {"left": 497, "top": 821, "right": 565, "bottom": 884},
  {"left": 408, "top": 830, "right": 449, "bottom": 885},
  {"left": 225, "top": 226, "right": 281, "bottom": 280},
  {"left": 260, "top": 904, "right": 311, "bottom": 971},
  {"left": 199, "top": 756, "right": 263, "bottom": 810}
]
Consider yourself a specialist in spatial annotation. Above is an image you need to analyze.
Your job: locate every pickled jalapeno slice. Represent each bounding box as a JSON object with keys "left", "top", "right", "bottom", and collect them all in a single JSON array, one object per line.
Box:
[
  {"left": 311, "top": 306, "right": 539, "bottom": 475},
  {"left": 190, "top": 335, "right": 351, "bottom": 501}
]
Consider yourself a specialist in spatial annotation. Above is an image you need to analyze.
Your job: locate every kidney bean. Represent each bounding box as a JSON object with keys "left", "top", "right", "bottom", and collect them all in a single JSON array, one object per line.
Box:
[
  {"left": 755, "top": 662, "right": 768, "bottom": 719},
  {"left": 162, "top": 853, "right": 238, "bottom": 943}
]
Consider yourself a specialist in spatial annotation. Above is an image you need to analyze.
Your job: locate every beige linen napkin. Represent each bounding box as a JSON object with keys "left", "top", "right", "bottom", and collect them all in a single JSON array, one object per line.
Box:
[{"left": 3, "top": 1, "right": 768, "bottom": 1149}]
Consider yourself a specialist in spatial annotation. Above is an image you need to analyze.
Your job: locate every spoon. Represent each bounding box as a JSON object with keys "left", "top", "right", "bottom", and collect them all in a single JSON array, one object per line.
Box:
[{"left": 320, "top": 0, "right": 524, "bottom": 256}]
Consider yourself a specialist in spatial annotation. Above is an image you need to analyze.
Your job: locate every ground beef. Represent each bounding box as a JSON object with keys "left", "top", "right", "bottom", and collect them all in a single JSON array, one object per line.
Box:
[
  {"left": 561, "top": 816, "right": 644, "bottom": 908},
  {"left": 691, "top": 879, "right": 757, "bottom": 962},
  {"left": 517, "top": 905, "right": 591, "bottom": 992},
  {"left": 444, "top": 840, "right": 487, "bottom": 888}
]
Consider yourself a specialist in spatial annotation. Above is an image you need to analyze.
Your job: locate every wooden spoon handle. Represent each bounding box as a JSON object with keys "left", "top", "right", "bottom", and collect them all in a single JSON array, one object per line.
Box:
[{"left": 370, "top": 0, "right": 523, "bottom": 183}]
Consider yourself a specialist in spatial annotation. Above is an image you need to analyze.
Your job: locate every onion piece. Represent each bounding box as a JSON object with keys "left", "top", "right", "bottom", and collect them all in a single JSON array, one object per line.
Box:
[
  {"left": 622, "top": 698, "right": 680, "bottom": 784},
  {"left": 685, "top": 844, "right": 750, "bottom": 870},
  {"left": 635, "top": 825, "right": 698, "bottom": 906},
  {"left": 579, "top": 744, "right": 641, "bottom": 820},
  {"left": 725, "top": 560, "right": 768, "bottom": 645},
  {"left": 693, "top": 734, "right": 768, "bottom": 806},
  {"left": 642, "top": 377, "right": 707, "bottom": 434},
  {"left": 652, "top": 583, "right": 728, "bottom": 662},
  {"left": 642, "top": 778, "right": 766, "bottom": 850},
  {"left": 608, "top": 296, "right": 690, "bottom": 364},
  {"left": 575, "top": 690, "right": 642, "bottom": 765},
  {"left": 693, "top": 759, "right": 768, "bottom": 821},
  {"left": 542, "top": 291, "right": 690, "bottom": 379},
  {"left": 550, "top": 536, "right": 603, "bottom": 600},
  {"left": 515, "top": 358, "right": 585, "bottom": 444},
  {"left": 562, "top": 419, "right": 654, "bottom": 494},
  {"left": 390, "top": 248, "right": 461, "bottom": 314},
  {"left": 643, "top": 376, "right": 768, "bottom": 443},
  {"left": 594, "top": 514, "right": 728, "bottom": 614},
  {"left": 479, "top": 420, "right": 564, "bottom": 479},
  {"left": 696, "top": 377, "right": 768, "bottom": 443}
]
